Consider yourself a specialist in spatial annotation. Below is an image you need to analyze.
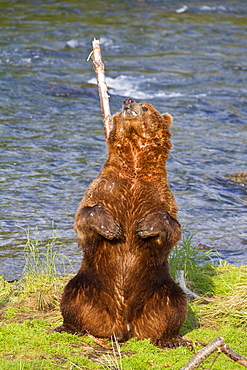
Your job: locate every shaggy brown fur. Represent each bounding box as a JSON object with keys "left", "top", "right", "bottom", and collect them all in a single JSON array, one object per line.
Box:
[{"left": 57, "top": 99, "right": 187, "bottom": 346}]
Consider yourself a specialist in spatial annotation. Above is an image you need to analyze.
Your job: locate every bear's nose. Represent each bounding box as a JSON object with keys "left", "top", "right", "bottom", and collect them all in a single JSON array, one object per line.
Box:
[{"left": 123, "top": 98, "right": 135, "bottom": 109}]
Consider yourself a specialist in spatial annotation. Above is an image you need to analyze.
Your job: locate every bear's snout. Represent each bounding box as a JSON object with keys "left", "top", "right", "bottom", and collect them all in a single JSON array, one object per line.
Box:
[
  {"left": 122, "top": 98, "right": 142, "bottom": 119},
  {"left": 123, "top": 98, "right": 135, "bottom": 110}
]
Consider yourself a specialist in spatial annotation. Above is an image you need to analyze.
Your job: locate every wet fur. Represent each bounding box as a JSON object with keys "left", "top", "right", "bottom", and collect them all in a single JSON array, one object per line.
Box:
[{"left": 57, "top": 101, "right": 187, "bottom": 346}]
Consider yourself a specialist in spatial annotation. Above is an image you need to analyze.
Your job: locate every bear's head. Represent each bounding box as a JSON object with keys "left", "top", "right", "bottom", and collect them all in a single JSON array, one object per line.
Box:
[
  {"left": 108, "top": 98, "right": 173, "bottom": 152},
  {"left": 104, "top": 99, "right": 173, "bottom": 176}
]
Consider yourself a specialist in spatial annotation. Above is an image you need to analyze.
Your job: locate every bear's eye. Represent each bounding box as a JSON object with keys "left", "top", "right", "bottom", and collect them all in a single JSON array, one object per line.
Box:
[{"left": 142, "top": 106, "right": 148, "bottom": 112}]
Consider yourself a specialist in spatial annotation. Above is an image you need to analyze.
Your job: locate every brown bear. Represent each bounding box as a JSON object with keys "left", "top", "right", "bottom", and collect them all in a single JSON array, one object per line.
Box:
[{"left": 57, "top": 98, "right": 187, "bottom": 347}]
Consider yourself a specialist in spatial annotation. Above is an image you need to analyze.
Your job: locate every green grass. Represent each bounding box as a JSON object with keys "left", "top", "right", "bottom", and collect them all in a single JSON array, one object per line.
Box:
[
  {"left": 19, "top": 223, "right": 72, "bottom": 279},
  {"left": 0, "top": 230, "right": 246, "bottom": 369},
  {"left": 0, "top": 320, "right": 100, "bottom": 369}
]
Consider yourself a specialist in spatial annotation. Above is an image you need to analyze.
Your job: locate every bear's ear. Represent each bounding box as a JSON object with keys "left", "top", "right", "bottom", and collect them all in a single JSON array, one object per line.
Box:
[{"left": 162, "top": 113, "right": 173, "bottom": 127}]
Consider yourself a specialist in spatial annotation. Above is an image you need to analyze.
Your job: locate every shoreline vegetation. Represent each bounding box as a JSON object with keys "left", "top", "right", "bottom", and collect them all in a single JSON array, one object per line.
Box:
[{"left": 0, "top": 230, "right": 246, "bottom": 370}]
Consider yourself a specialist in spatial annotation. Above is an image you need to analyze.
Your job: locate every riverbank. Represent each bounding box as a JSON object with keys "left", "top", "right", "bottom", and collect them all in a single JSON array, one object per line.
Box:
[{"left": 0, "top": 260, "right": 246, "bottom": 369}]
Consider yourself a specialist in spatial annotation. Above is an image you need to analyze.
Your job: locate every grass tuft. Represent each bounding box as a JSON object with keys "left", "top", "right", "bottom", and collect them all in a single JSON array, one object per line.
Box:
[
  {"left": 19, "top": 223, "right": 72, "bottom": 279},
  {"left": 169, "top": 232, "right": 220, "bottom": 297},
  {"left": 169, "top": 232, "right": 217, "bottom": 280}
]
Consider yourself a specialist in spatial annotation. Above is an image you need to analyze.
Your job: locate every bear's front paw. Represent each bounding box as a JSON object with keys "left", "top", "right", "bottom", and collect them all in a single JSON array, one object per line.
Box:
[
  {"left": 155, "top": 335, "right": 192, "bottom": 349},
  {"left": 55, "top": 323, "right": 85, "bottom": 335},
  {"left": 79, "top": 205, "right": 122, "bottom": 240},
  {"left": 135, "top": 211, "right": 179, "bottom": 239}
]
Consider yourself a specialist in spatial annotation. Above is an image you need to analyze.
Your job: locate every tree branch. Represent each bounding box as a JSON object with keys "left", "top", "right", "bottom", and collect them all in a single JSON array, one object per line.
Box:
[
  {"left": 88, "top": 38, "right": 113, "bottom": 139},
  {"left": 220, "top": 344, "right": 247, "bottom": 368},
  {"left": 179, "top": 337, "right": 224, "bottom": 370},
  {"left": 180, "top": 336, "right": 247, "bottom": 369}
]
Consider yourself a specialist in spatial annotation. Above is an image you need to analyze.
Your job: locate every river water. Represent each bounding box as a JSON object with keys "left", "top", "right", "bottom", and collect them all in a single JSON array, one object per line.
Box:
[{"left": 1, "top": 0, "right": 246, "bottom": 281}]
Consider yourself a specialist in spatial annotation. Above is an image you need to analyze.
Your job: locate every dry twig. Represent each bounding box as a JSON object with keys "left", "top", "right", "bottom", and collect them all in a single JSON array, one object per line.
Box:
[
  {"left": 88, "top": 38, "right": 113, "bottom": 139},
  {"left": 179, "top": 336, "right": 224, "bottom": 370},
  {"left": 220, "top": 344, "right": 247, "bottom": 368},
  {"left": 180, "top": 336, "right": 247, "bottom": 369},
  {"left": 87, "top": 333, "right": 111, "bottom": 349},
  {"left": 176, "top": 270, "right": 200, "bottom": 300}
]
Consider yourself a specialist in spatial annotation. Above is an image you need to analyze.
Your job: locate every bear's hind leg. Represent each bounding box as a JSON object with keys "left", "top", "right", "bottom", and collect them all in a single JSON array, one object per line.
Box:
[
  {"left": 130, "top": 281, "right": 187, "bottom": 347},
  {"left": 57, "top": 271, "right": 129, "bottom": 339}
]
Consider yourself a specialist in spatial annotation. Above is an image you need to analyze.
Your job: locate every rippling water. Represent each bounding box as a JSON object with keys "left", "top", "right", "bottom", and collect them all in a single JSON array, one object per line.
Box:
[{"left": 1, "top": 0, "right": 246, "bottom": 280}]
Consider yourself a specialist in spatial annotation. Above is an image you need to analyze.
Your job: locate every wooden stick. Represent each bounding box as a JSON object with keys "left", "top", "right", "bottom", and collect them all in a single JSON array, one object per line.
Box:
[
  {"left": 87, "top": 333, "right": 111, "bottom": 349},
  {"left": 176, "top": 270, "right": 200, "bottom": 300},
  {"left": 88, "top": 38, "right": 113, "bottom": 139},
  {"left": 220, "top": 344, "right": 247, "bottom": 368},
  {"left": 179, "top": 336, "right": 224, "bottom": 370},
  {"left": 180, "top": 337, "right": 247, "bottom": 369}
]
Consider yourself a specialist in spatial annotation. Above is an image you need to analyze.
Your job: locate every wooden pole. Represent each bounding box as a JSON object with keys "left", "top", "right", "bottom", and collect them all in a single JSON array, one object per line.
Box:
[{"left": 88, "top": 38, "right": 113, "bottom": 139}]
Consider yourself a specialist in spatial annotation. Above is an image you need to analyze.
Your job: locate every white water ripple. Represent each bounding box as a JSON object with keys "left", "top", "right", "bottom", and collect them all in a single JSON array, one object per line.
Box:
[{"left": 88, "top": 75, "right": 182, "bottom": 100}]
